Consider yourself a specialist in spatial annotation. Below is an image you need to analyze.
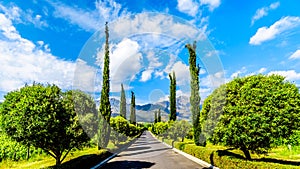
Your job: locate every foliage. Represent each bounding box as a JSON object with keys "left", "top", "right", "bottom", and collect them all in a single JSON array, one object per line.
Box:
[
  {"left": 186, "top": 41, "right": 203, "bottom": 146},
  {"left": 169, "top": 71, "right": 177, "bottom": 121},
  {"left": 120, "top": 84, "right": 127, "bottom": 119},
  {"left": 98, "top": 22, "right": 112, "bottom": 149},
  {"left": 151, "top": 122, "right": 169, "bottom": 135},
  {"left": 0, "top": 132, "right": 45, "bottom": 161},
  {"left": 202, "top": 74, "right": 300, "bottom": 159},
  {"left": 130, "top": 91, "right": 136, "bottom": 125},
  {"left": 154, "top": 111, "right": 158, "bottom": 123},
  {"left": 66, "top": 90, "right": 98, "bottom": 139},
  {"left": 0, "top": 84, "right": 90, "bottom": 165},
  {"left": 109, "top": 116, "right": 141, "bottom": 145},
  {"left": 170, "top": 141, "right": 300, "bottom": 169},
  {"left": 168, "top": 120, "right": 192, "bottom": 142},
  {"left": 158, "top": 109, "right": 161, "bottom": 122}
]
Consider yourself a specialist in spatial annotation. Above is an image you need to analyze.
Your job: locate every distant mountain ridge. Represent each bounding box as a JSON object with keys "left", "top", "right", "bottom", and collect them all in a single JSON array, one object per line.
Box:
[{"left": 96, "top": 95, "right": 194, "bottom": 122}]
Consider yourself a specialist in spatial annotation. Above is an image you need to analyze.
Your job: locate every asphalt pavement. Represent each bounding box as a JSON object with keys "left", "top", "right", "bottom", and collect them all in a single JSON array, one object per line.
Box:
[{"left": 100, "top": 131, "right": 205, "bottom": 169}]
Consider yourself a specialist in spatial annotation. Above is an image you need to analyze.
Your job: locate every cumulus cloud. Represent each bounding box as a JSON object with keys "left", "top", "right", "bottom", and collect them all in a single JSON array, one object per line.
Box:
[
  {"left": 249, "top": 16, "right": 300, "bottom": 45},
  {"left": 268, "top": 70, "right": 300, "bottom": 81},
  {"left": 230, "top": 67, "right": 247, "bottom": 79},
  {"left": 140, "top": 69, "right": 153, "bottom": 82},
  {"left": 251, "top": 1, "right": 280, "bottom": 25},
  {"left": 200, "top": 0, "right": 221, "bottom": 11},
  {"left": 0, "top": 12, "right": 76, "bottom": 92},
  {"left": 289, "top": 49, "right": 300, "bottom": 60},
  {"left": 177, "top": 0, "right": 200, "bottom": 17},
  {"left": 96, "top": 38, "right": 143, "bottom": 92}
]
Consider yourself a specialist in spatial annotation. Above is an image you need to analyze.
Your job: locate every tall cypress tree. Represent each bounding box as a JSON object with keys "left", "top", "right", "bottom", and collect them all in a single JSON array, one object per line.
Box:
[
  {"left": 154, "top": 111, "right": 157, "bottom": 123},
  {"left": 169, "top": 71, "right": 177, "bottom": 121},
  {"left": 186, "top": 41, "right": 203, "bottom": 146},
  {"left": 98, "top": 22, "right": 111, "bottom": 149},
  {"left": 120, "top": 84, "right": 126, "bottom": 119},
  {"left": 130, "top": 91, "right": 136, "bottom": 125},
  {"left": 158, "top": 109, "right": 161, "bottom": 122}
]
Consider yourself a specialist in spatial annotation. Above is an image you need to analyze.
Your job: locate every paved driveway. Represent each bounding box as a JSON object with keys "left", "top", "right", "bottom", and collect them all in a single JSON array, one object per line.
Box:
[{"left": 101, "top": 131, "right": 205, "bottom": 169}]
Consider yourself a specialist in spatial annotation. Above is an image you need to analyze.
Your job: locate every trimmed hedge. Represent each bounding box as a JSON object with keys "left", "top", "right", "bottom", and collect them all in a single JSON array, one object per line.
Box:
[{"left": 171, "top": 141, "right": 299, "bottom": 169}]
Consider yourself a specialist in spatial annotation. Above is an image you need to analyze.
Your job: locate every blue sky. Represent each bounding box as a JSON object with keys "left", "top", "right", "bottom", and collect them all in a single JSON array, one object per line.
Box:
[{"left": 0, "top": 0, "right": 300, "bottom": 104}]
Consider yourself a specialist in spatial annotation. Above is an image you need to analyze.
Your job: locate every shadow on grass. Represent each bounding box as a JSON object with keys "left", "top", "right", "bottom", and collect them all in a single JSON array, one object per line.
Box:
[
  {"left": 45, "top": 152, "right": 112, "bottom": 169},
  {"left": 216, "top": 149, "right": 300, "bottom": 166}
]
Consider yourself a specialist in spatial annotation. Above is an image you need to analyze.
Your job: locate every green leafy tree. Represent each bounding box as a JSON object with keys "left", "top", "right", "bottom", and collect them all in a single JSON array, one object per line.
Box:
[
  {"left": 120, "top": 84, "right": 127, "bottom": 119},
  {"left": 98, "top": 22, "right": 112, "bottom": 149},
  {"left": 0, "top": 84, "right": 90, "bottom": 165},
  {"left": 110, "top": 116, "right": 129, "bottom": 145},
  {"left": 168, "top": 120, "right": 192, "bottom": 142},
  {"left": 202, "top": 74, "right": 300, "bottom": 159},
  {"left": 158, "top": 109, "right": 161, "bottom": 122},
  {"left": 152, "top": 122, "right": 169, "bottom": 135},
  {"left": 169, "top": 71, "right": 177, "bottom": 121},
  {"left": 154, "top": 111, "right": 158, "bottom": 123},
  {"left": 186, "top": 41, "right": 203, "bottom": 146},
  {"left": 66, "top": 90, "right": 98, "bottom": 139},
  {"left": 130, "top": 91, "right": 136, "bottom": 125}
]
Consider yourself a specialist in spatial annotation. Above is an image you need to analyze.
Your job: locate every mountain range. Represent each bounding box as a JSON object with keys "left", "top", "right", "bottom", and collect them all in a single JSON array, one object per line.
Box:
[{"left": 101, "top": 96, "right": 195, "bottom": 122}]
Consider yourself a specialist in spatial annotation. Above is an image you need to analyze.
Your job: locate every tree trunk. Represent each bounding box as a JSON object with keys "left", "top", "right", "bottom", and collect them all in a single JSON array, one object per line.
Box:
[
  {"left": 27, "top": 145, "right": 30, "bottom": 160},
  {"left": 56, "top": 156, "right": 61, "bottom": 165},
  {"left": 241, "top": 147, "right": 251, "bottom": 160},
  {"left": 181, "top": 137, "right": 184, "bottom": 142}
]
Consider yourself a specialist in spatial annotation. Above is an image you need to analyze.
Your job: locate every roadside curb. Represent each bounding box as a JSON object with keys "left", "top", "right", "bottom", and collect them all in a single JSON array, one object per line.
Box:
[{"left": 149, "top": 131, "right": 219, "bottom": 169}]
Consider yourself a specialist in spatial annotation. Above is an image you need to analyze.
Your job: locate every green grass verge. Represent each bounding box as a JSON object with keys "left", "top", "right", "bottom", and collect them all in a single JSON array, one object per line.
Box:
[
  {"left": 0, "top": 136, "right": 140, "bottom": 169},
  {"left": 157, "top": 137, "right": 300, "bottom": 169},
  {"left": 0, "top": 147, "right": 110, "bottom": 169}
]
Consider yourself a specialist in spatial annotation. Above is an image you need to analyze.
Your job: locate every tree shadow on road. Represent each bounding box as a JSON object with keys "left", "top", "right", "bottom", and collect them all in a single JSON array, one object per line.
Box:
[
  {"left": 100, "top": 160, "right": 155, "bottom": 169},
  {"left": 120, "top": 147, "right": 171, "bottom": 157}
]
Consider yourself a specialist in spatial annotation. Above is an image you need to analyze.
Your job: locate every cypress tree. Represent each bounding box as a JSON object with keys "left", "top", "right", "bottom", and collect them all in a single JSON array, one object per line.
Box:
[
  {"left": 169, "top": 71, "right": 177, "bottom": 121},
  {"left": 130, "top": 91, "right": 136, "bottom": 125},
  {"left": 186, "top": 41, "right": 203, "bottom": 146},
  {"left": 158, "top": 109, "right": 161, "bottom": 122},
  {"left": 154, "top": 111, "right": 157, "bottom": 123},
  {"left": 120, "top": 84, "right": 126, "bottom": 119},
  {"left": 98, "top": 22, "right": 111, "bottom": 149}
]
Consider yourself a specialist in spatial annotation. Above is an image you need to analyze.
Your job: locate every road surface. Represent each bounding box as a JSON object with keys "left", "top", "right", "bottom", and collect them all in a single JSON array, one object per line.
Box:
[{"left": 101, "top": 131, "right": 205, "bottom": 169}]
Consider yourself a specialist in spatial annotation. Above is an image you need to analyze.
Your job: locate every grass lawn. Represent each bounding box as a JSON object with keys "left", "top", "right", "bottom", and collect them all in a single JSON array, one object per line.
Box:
[
  {"left": 0, "top": 141, "right": 129, "bottom": 169},
  {"left": 0, "top": 147, "right": 109, "bottom": 169},
  {"left": 157, "top": 136, "right": 300, "bottom": 168}
]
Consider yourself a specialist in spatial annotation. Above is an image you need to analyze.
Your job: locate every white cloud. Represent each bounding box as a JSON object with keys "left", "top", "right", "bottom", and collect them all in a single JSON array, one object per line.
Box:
[
  {"left": 258, "top": 67, "right": 267, "bottom": 73},
  {"left": 172, "top": 61, "right": 190, "bottom": 85},
  {"left": 201, "top": 71, "right": 226, "bottom": 89},
  {"left": 48, "top": 0, "right": 126, "bottom": 32},
  {"left": 249, "top": 16, "right": 300, "bottom": 45},
  {"left": 251, "top": 1, "right": 280, "bottom": 25},
  {"left": 230, "top": 67, "right": 247, "bottom": 79},
  {"left": 0, "top": 5, "right": 88, "bottom": 93},
  {"left": 96, "top": 38, "right": 143, "bottom": 92},
  {"left": 0, "top": 3, "right": 48, "bottom": 29},
  {"left": 0, "top": 13, "right": 76, "bottom": 92},
  {"left": 111, "top": 13, "right": 204, "bottom": 41},
  {"left": 289, "top": 49, "right": 300, "bottom": 60},
  {"left": 205, "top": 50, "right": 220, "bottom": 57},
  {"left": 177, "top": 0, "right": 199, "bottom": 17},
  {"left": 200, "top": 0, "right": 221, "bottom": 11},
  {"left": 268, "top": 70, "right": 300, "bottom": 81},
  {"left": 140, "top": 69, "right": 153, "bottom": 82}
]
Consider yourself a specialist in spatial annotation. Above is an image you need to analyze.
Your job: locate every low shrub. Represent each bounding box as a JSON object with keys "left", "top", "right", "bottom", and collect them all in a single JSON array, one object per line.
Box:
[{"left": 171, "top": 141, "right": 300, "bottom": 169}]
